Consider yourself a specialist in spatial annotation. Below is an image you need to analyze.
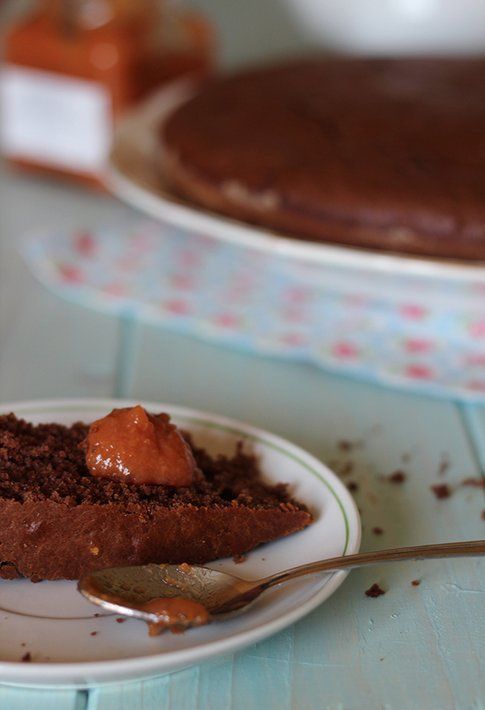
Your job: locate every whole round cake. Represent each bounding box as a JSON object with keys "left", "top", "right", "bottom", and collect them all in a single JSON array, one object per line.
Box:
[{"left": 162, "top": 58, "right": 485, "bottom": 260}]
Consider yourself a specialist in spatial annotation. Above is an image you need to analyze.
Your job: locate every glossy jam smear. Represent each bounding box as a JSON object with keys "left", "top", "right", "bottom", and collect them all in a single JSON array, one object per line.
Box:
[
  {"left": 85, "top": 406, "right": 196, "bottom": 486},
  {"left": 141, "top": 596, "right": 210, "bottom": 635}
]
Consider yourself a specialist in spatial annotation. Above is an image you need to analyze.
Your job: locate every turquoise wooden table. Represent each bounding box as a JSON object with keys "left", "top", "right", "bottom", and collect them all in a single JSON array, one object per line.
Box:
[{"left": 0, "top": 165, "right": 484, "bottom": 709}]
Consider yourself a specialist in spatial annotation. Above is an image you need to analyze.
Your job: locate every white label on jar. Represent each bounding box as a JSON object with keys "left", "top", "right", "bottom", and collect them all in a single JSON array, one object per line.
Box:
[{"left": 0, "top": 65, "right": 112, "bottom": 173}]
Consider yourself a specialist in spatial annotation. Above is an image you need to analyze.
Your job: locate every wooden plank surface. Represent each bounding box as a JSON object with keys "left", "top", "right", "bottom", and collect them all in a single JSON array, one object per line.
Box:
[
  {"left": 0, "top": 688, "right": 85, "bottom": 710},
  {"left": 89, "top": 326, "right": 485, "bottom": 709},
  {"left": 1, "top": 170, "right": 484, "bottom": 709},
  {"left": 0, "top": 171, "right": 122, "bottom": 401}
]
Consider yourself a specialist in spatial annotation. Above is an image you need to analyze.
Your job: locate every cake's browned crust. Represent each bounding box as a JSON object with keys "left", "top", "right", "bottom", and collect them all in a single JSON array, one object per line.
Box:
[
  {"left": 0, "top": 500, "right": 309, "bottom": 581},
  {"left": 162, "top": 58, "right": 485, "bottom": 260},
  {"left": 0, "top": 415, "right": 311, "bottom": 580}
]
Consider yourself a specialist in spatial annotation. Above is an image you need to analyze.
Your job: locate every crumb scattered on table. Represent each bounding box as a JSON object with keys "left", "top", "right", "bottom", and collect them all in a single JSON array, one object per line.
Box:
[
  {"left": 347, "top": 481, "right": 359, "bottom": 492},
  {"left": 431, "top": 483, "right": 451, "bottom": 499},
  {"left": 411, "top": 579, "right": 421, "bottom": 587},
  {"left": 438, "top": 454, "right": 450, "bottom": 476},
  {"left": 372, "top": 527, "right": 384, "bottom": 535},
  {"left": 388, "top": 470, "right": 406, "bottom": 484},
  {"left": 365, "top": 583, "right": 386, "bottom": 598},
  {"left": 461, "top": 477, "right": 485, "bottom": 488},
  {"left": 116, "top": 618, "right": 126, "bottom": 623},
  {"left": 338, "top": 440, "right": 353, "bottom": 452},
  {"left": 90, "top": 631, "right": 98, "bottom": 636},
  {"left": 339, "top": 461, "right": 354, "bottom": 477},
  {"left": 21, "top": 652, "right": 31, "bottom": 662}
]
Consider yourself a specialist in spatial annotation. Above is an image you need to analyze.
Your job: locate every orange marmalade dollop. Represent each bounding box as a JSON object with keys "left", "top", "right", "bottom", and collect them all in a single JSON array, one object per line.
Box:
[{"left": 85, "top": 405, "right": 196, "bottom": 486}]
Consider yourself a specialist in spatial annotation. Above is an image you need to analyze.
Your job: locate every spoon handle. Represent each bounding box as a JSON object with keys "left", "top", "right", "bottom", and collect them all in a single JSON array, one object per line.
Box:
[{"left": 259, "top": 540, "right": 485, "bottom": 590}]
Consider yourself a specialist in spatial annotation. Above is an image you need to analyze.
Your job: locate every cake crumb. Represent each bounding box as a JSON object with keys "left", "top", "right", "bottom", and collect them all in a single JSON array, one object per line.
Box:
[
  {"left": 339, "top": 461, "right": 354, "bottom": 477},
  {"left": 178, "top": 562, "right": 192, "bottom": 573},
  {"left": 90, "top": 631, "right": 98, "bottom": 636},
  {"left": 21, "top": 652, "right": 31, "bottom": 662},
  {"left": 94, "top": 613, "right": 101, "bottom": 618},
  {"left": 338, "top": 440, "right": 353, "bottom": 452},
  {"left": 438, "top": 455, "right": 450, "bottom": 476},
  {"left": 116, "top": 618, "right": 126, "bottom": 623},
  {"left": 233, "top": 554, "right": 247, "bottom": 564},
  {"left": 411, "top": 579, "right": 421, "bottom": 587},
  {"left": 365, "top": 583, "right": 386, "bottom": 598},
  {"left": 431, "top": 483, "right": 451, "bottom": 499},
  {"left": 388, "top": 470, "right": 406, "bottom": 484},
  {"left": 372, "top": 527, "right": 384, "bottom": 535},
  {"left": 347, "top": 481, "right": 359, "bottom": 492},
  {"left": 461, "top": 477, "right": 485, "bottom": 488}
]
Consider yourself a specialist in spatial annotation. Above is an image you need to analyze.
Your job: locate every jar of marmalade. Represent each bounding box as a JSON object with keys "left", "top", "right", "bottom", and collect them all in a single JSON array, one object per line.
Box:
[{"left": 0, "top": 0, "right": 215, "bottom": 187}]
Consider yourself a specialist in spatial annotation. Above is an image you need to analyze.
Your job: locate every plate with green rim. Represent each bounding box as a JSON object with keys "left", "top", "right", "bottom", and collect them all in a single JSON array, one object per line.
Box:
[{"left": 0, "top": 398, "right": 361, "bottom": 688}]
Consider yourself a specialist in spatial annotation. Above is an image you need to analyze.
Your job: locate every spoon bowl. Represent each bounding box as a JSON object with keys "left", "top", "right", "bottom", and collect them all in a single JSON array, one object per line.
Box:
[
  {"left": 80, "top": 563, "right": 256, "bottom": 630},
  {"left": 79, "top": 540, "right": 485, "bottom": 632}
]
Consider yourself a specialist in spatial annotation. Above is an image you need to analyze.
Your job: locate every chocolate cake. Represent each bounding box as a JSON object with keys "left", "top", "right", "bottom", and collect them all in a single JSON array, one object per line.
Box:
[
  {"left": 0, "top": 414, "right": 311, "bottom": 581},
  {"left": 162, "top": 58, "right": 485, "bottom": 260}
]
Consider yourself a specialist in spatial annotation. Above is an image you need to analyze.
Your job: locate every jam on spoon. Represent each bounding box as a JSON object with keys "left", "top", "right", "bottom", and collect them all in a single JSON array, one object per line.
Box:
[{"left": 140, "top": 597, "right": 210, "bottom": 635}]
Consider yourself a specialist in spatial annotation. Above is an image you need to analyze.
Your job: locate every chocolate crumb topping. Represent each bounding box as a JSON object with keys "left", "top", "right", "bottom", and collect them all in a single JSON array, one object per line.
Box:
[
  {"left": 0, "top": 413, "right": 311, "bottom": 581},
  {"left": 0, "top": 414, "right": 299, "bottom": 512}
]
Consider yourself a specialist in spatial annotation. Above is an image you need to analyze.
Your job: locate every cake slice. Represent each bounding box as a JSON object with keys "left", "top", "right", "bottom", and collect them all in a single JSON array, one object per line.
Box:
[{"left": 0, "top": 413, "right": 312, "bottom": 581}]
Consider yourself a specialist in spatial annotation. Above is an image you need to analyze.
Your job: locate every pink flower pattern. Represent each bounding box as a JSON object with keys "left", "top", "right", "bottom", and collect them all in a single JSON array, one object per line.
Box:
[{"left": 24, "top": 224, "right": 485, "bottom": 402}]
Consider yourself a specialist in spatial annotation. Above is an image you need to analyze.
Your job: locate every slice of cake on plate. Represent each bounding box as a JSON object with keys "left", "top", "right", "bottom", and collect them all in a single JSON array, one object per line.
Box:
[{"left": 0, "top": 406, "right": 311, "bottom": 581}]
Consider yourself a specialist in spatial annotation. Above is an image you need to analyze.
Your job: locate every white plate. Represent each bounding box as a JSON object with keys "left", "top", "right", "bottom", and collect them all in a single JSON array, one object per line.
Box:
[
  {"left": 107, "top": 81, "right": 484, "bottom": 283},
  {"left": 0, "top": 399, "right": 361, "bottom": 688}
]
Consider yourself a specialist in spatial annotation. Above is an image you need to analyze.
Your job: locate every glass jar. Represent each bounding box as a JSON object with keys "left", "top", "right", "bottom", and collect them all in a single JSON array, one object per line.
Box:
[{"left": 1, "top": 0, "right": 215, "bottom": 187}]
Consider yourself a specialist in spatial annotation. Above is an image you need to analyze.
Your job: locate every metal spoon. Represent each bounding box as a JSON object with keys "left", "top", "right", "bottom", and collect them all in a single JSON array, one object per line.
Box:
[{"left": 78, "top": 540, "right": 485, "bottom": 631}]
